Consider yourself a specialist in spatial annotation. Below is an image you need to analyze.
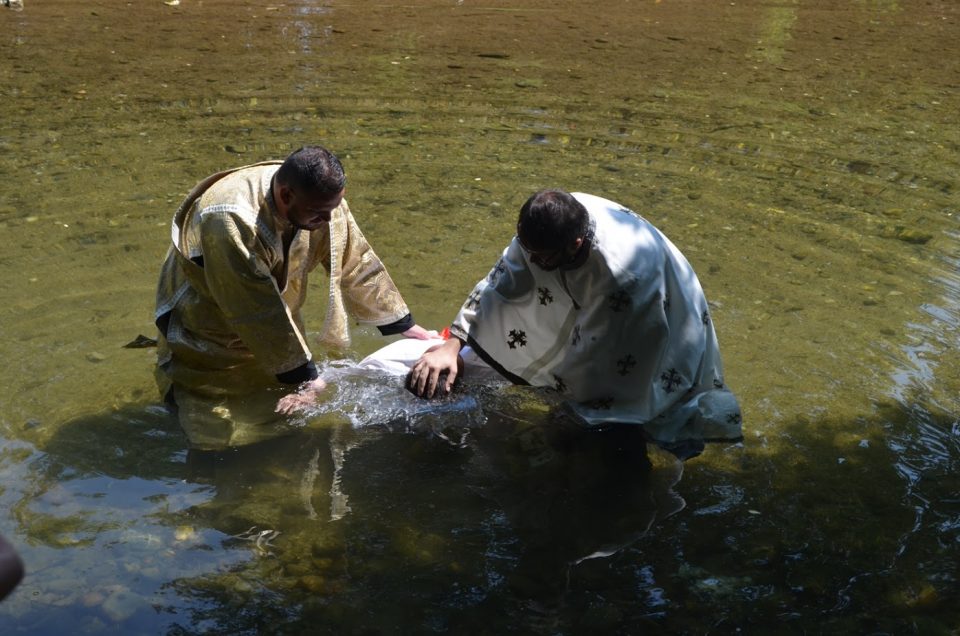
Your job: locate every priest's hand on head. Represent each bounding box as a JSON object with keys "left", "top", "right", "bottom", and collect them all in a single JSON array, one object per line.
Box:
[{"left": 407, "top": 338, "right": 463, "bottom": 399}]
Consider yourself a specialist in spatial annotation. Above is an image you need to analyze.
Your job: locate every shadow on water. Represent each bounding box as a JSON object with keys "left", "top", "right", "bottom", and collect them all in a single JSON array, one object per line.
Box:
[
  {"left": 7, "top": 381, "right": 959, "bottom": 635},
  {"left": 31, "top": 405, "right": 189, "bottom": 485},
  {"left": 650, "top": 397, "right": 960, "bottom": 636},
  {"left": 142, "top": 383, "right": 678, "bottom": 635}
]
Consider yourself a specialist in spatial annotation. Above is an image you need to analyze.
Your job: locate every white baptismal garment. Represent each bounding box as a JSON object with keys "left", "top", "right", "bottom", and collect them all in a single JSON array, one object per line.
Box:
[{"left": 450, "top": 193, "right": 743, "bottom": 459}]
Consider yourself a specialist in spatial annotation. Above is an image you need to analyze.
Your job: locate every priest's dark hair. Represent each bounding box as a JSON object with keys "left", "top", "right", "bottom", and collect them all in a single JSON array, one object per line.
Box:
[
  {"left": 517, "top": 189, "right": 589, "bottom": 251},
  {"left": 276, "top": 145, "right": 346, "bottom": 196}
]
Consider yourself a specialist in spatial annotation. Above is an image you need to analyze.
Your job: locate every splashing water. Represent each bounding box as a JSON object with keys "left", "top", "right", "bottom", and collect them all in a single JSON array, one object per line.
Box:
[{"left": 306, "top": 359, "right": 495, "bottom": 447}]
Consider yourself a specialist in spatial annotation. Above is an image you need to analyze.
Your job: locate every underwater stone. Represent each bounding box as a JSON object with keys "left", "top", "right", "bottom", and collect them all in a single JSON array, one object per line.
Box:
[
  {"left": 879, "top": 225, "right": 933, "bottom": 244},
  {"left": 515, "top": 79, "right": 543, "bottom": 89},
  {"left": 895, "top": 228, "right": 933, "bottom": 244},
  {"left": 296, "top": 575, "right": 330, "bottom": 594},
  {"left": 892, "top": 582, "right": 940, "bottom": 610},
  {"left": 101, "top": 587, "right": 144, "bottom": 622}
]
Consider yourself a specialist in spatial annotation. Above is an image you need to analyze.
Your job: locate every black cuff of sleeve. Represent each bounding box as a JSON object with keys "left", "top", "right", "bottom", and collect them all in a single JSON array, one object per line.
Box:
[
  {"left": 276, "top": 361, "right": 319, "bottom": 385},
  {"left": 377, "top": 313, "right": 415, "bottom": 336}
]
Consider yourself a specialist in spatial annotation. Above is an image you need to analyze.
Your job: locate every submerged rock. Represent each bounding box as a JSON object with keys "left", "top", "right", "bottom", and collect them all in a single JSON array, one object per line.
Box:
[
  {"left": 891, "top": 582, "right": 941, "bottom": 611},
  {"left": 879, "top": 225, "right": 933, "bottom": 245},
  {"left": 894, "top": 228, "right": 933, "bottom": 244},
  {"left": 101, "top": 586, "right": 145, "bottom": 622}
]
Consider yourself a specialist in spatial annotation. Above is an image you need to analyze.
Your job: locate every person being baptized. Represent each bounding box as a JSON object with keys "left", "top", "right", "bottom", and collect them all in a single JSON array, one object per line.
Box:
[
  {"left": 305, "top": 329, "right": 499, "bottom": 406},
  {"left": 356, "top": 332, "right": 495, "bottom": 399}
]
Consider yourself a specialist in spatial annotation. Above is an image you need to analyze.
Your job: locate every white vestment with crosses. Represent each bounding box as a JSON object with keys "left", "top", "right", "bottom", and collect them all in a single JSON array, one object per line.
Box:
[{"left": 450, "top": 193, "right": 742, "bottom": 459}]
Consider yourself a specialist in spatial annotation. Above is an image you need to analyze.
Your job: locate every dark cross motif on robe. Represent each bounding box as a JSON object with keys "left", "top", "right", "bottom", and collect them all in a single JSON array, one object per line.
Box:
[
  {"left": 727, "top": 412, "right": 742, "bottom": 426},
  {"left": 537, "top": 286, "right": 554, "bottom": 306},
  {"left": 585, "top": 397, "right": 614, "bottom": 410},
  {"left": 507, "top": 329, "right": 527, "bottom": 349},
  {"left": 571, "top": 324, "right": 582, "bottom": 346},
  {"left": 616, "top": 354, "right": 637, "bottom": 376},
  {"left": 663, "top": 292, "right": 671, "bottom": 312},
  {"left": 488, "top": 258, "right": 506, "bottom": 285},
  {"left": 553, "top": 374, "right": 567, "bottom": 393},
  {"left": 608, "top": 289, "right": 631, "bottom": 312},
  {"left": 702, "top": 309, "right": 710, "bottom": 325},
  {"left": 464, "top": 290, "right": 482, "bottom": 311},
  {"left": 660, "top": 368, "right": 683, "bottom": 393}
]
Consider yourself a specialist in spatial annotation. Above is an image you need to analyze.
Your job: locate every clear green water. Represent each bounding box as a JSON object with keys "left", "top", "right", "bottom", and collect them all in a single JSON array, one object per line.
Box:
[{"left": 1, "top": 0, "right": 959, "bottom": 633}]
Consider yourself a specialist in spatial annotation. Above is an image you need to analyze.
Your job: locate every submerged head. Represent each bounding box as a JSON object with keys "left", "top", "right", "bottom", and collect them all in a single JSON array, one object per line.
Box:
[{"left": 404, "top": 354, "right": 466, "bottom": 400}]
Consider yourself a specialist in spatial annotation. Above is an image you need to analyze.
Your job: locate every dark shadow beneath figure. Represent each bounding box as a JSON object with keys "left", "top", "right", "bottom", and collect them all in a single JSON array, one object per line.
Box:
[
  {"left": 40, "top": 403, "right": 190, "bottom": 484},
  {"left": 470, "top": 415, "right": 667, "bottom": 599}
]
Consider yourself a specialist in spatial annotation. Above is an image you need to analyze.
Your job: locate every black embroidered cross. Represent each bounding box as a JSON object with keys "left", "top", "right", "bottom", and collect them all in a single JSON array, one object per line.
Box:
[
  {"left": 585, "top": 397, "right": 614, "bottom": 410},
  {"left": 663, "top": 292, "right": 671, "bottom": 312},
  {"left": 553, "top": 374, "right": 567, "bottom": 393},
  {"left": 507, "top": 329, "right": 527, "bottom": 349},
  {"left": 702, "top": 309, "right": 710, "bottom": 325},
  {"left": 660, "top": 368, "right": 683, "bottom": 393},
  {"left": 727, "top": 412, "right": 742, "bottom": 426},
  {"left": 608, "top": 289, "right": 631, "bottom": 312},
  {"left": 538, "top": 286, "right": 554, "bottom": 306},
  {"left": 571, "top": 324, "right": 582, "bottom": 346},
  {"left": 616, "top": 354, "right": 637, "bottom": 376},
  {"left": 488, "top": 259, "right": 506, "bottom": 285},
  {"left": 464, "top": 290, "right": 482, "bottom": 311}
]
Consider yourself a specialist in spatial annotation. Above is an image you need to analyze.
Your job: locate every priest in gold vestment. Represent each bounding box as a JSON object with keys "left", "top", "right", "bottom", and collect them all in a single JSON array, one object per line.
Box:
[{"left": 155, "top": 146, "right": 433, "bottom": 448}]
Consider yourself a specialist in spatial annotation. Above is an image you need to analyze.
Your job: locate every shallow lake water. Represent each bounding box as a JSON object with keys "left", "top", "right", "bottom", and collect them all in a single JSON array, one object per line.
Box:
[{"left": 2, "top": 0, "right": 959, "bottom": 633}]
